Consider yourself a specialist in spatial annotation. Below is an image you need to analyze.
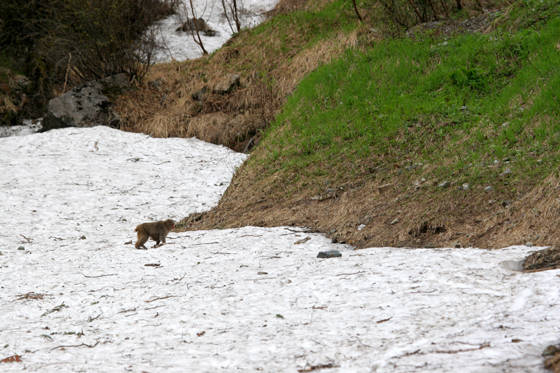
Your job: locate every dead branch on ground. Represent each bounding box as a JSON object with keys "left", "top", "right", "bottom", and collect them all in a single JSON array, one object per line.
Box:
[{"left": 51, "top": 341, "right": 100, "bottom": 350}]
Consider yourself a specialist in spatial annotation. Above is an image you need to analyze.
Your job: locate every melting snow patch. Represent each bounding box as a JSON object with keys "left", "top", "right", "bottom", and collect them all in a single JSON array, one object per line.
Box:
[
  {"left": 499, "top": 259, "right": 525, "bottom": 272},
  {"left": 0, "top": 126, "right": 559, "bottom": 372},
  {"left": 0, "top": 119, "right": 42, "bottom": 138},
  {"left": 152, "top": 0, "right": 281, "bottom": 61}
]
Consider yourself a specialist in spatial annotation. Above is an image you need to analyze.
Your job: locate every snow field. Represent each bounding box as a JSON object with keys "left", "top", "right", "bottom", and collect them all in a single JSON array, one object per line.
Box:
[
  {"left": 153, "top": 0, "right": 280, "bottom": 61},
  {"left": 0, "top": 126, "right": 559, "bottom": 372}
]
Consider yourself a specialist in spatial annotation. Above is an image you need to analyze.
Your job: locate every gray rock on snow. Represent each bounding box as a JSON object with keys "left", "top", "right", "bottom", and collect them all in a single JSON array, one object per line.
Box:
[{"left": 317, "top": 250, "right": 342, "bottom": 258}]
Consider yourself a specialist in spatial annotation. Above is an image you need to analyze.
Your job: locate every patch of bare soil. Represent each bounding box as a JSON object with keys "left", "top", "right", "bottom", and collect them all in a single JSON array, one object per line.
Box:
[{"left": 182, "top": 161, "right": 560, "bottom": 251}]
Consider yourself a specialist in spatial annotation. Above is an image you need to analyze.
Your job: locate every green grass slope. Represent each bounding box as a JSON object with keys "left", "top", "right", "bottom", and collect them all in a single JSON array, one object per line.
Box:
[{"left": 262, "top": 0, "right": 560, "bottom": 194}]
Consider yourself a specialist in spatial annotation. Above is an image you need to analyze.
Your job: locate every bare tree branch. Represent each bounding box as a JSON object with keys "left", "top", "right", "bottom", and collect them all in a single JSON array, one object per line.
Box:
[{"left": 187, "top": 0, "right": 208, "bottom": 55}]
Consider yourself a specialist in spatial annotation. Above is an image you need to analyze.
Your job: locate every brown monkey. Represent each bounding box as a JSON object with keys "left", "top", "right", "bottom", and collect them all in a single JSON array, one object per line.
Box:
[{"left": 134, "top": 219, "right": 175, "bottom": 250}]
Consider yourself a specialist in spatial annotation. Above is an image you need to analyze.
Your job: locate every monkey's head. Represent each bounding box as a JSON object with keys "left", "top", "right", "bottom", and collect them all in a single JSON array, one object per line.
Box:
[{"left": 165, "top": 219, "right": 175, "bottom": 230}]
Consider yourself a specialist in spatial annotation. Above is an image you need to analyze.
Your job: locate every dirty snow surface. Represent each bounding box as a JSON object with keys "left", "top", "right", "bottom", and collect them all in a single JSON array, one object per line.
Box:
[
  {"left": 0, "top": 119, "right": 42, "bottom": 138},
  {"left": 0, "top": 126, "right": 559, "bottom": 372},
  {"left": 153, "top": 0, "right": 279, "bottom": 61}
]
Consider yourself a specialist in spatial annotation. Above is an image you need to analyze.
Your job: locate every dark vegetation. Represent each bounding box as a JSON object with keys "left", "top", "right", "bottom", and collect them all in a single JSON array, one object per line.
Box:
[
  {"left": 0, "top": 0, "right": 178, "bottom": 116},
  {"left": 366, "top": 0, "right": 503, "bottom": 34}
]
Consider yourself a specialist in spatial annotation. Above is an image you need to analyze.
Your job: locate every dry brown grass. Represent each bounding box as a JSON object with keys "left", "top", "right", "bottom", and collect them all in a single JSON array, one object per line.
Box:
[
  {"left": 269, "top": 0, "right": 338, "bottom": 16},
  {"left": 116, "top": 0, "right": 358, "bottom": 151},
  {"left": 545, "top": 346, "right": 560, "bottom": 373},
  {"left": 181, "top": 139, "right": 560, "bottom": 250},
  {"left": 523, "top": 246, "right": 560, "bottom": 272}
]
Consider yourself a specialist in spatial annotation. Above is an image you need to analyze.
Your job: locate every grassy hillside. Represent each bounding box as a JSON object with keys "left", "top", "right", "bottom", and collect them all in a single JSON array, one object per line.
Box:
[
  {"left": 263, "top": 4, "right": 560, "bottom": 194},
  {"left": 186, "top": 0, "right": 560, "bottom": 249}
]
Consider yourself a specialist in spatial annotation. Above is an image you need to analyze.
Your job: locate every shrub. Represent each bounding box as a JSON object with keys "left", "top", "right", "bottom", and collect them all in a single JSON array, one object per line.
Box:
[
  {"left": 365, "top": 0, "right": 506, "bottom": 34},
  {"left": 0, "top": 0, "right": 178, "bottom": 106}
]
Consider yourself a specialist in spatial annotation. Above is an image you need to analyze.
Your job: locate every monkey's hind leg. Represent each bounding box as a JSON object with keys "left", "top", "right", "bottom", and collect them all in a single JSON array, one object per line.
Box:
[{"left": 135, "top": 234, "right": 149, "bottom": 250}]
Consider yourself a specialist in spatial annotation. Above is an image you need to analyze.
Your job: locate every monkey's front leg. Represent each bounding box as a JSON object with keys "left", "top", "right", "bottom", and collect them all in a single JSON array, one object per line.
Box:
[{"left": 152, "top": 233, "right": 168, "bottom": 248}]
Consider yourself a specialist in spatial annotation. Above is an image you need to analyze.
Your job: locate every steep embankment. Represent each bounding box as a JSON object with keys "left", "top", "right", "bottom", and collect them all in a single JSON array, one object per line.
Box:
[{"left": 180, "top": 0, "right": 560, "bottom": 250}]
